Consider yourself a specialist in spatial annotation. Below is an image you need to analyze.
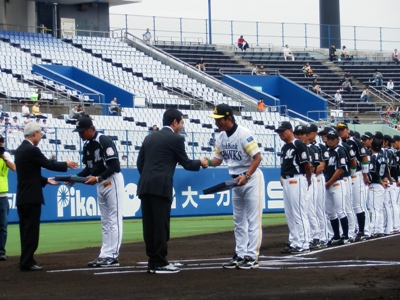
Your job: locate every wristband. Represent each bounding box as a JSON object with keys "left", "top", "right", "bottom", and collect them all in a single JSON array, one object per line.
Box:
[
  {"left": 245, "top": 172, "right": 252, "bottom": 180},
  {"left": 361, "top": 162, "right": 369, "bottom": 174},
  {"left": 96, "top": 176, "right": 99, "bottom": 183},
  {"left": 208, "top": 159, "right": 213, "bottom": 166},
  {"left": 350, "top": 167, "right": 356, "bottom": 176}
]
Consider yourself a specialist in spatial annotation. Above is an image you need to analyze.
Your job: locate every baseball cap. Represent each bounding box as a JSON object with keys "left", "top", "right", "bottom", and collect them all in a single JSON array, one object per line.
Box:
[
  {"left": 383, "top": 135, "right": 392, "bottom": 143},
  {"left": 326, "top": 129, "right": 339, "bottom": 138},
  {"left": 353, "top": 131, "right": 361, "bottom": 139},
  {"left": 13, "top": 116, "right": 18, "bottom": 119},
  {"left": 209, "top": 104, "right": 233, "bottom": 119},
  {"left": 374, "top": 131, "right": 383, "bottom": 140},
  {"left": 392, "top": 135, "right": 400, "bottom": 142},
  {"left": 293, "top": 125, "right": 308, "bottom": 134},
  {"left": 307, "top": 123, "right": 318, "bottom": 133},
  {"left": 318, "top": 126, "right": 331, "bottom": 136},
  {"left": 361, "top": 132, "right": 373, "bottom": 140},
  {"left": 73, "top": 117, "right": 93, "bottom": 132},
  {"left": 336, "top": 123, "right": 348, "bottom": 130},
  {"left": 274, "top": 121, "right": 292, "bottom": 132}
]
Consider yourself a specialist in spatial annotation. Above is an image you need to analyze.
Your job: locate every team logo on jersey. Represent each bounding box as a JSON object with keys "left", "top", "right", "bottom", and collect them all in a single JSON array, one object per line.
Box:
[
  {"left": 340, "top": 158, "right": 346, "bottom": 165},
  {"left": 301, "top": 151, "right": 307, "bottom": 160},
  {"left": 328, "top": 156, "right": 336, "bottom": 166},
  {"left": 361, "top": 148, "right": 366, "bottom": 154},
  {"left": 285, "top": 149, "right": 295, "bottom": 159},
  {"left": 106, "top": 147, "right": 114, "bottom": 156},
  {"left": 247, "top": 136, "right": 254, "bottom": 143},
  {"left": 350, "top": 149, "right": 355, "bottom": 156},
  {"left": 324, "top": 151, "right": 329, "bottom": 158}
]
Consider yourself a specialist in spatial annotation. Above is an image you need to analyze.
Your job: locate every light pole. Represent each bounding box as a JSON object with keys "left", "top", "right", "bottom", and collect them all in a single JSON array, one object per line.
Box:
[{"left": 208, "top": 0, "right": 212, "bottom": 44}]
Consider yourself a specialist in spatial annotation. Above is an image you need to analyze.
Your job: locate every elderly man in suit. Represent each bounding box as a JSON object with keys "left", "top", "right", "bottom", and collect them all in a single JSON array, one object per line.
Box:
[
  {"left": 15, "top": 122, "right": 77, "bottom": 271},
  {"left": 137, "top": 108, "right": 208, "bottom": 274}
]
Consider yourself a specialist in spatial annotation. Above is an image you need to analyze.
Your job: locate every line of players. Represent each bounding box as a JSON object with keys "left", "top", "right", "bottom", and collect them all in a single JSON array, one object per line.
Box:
[{"left": 277, "top": 121, "right": 400, "bottom": 254}]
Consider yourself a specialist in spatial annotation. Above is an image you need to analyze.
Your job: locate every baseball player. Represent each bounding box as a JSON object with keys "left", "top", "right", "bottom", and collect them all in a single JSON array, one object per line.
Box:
[
  {"left": 277, "top": 121, "right": 312, "bottom": 254},
  {"left": 337, "top": 123, "right": 369, "bottom": 241},
  {"left": 324, "top": 129, "right": 350, "bottom": 245},
  {"left": 392, "top": 135, "right": 400, "bottom": 233},
  {"left": 293, "top": 125, "right": 321, "bottom": 249},
  {"left": 208, "top": 104, "right": 264, "bottom": 269},
  {"left": 367, "top": 138, "right": 388, "bottom": 236},
  {"left": 73, "top": 117, "right": 124, "bottom": 267}
]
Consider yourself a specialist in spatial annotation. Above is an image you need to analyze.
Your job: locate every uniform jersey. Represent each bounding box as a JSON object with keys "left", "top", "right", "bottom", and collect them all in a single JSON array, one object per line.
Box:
[
  {"left": 324, "top": 146, "right": 347, "bottom": 181},
  {"left": 213, "top": 124, "right": 260, "bottom": 175},
  {"left": 80, "top": 132, "right": 120, "bottom": 177},
  {"left": 343, "top": 137, "right": 368, "bottom": 171},
  {"left": 280, "top": 139, "right": 310, "bottom": 176},
  {"left": 338, "top": 141, "right": 355, "bottom": 177},
  {"left": 369, "top": 152, "right": 388, "bottom": 183},
  {"left": 308, "top": 144, "right": 320, "bottom": 170}
]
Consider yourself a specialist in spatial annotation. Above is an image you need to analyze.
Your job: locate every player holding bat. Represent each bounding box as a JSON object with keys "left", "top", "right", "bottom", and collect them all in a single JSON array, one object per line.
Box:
[{"left": 208, "top": 103, "right": 264, "bottom": 270}]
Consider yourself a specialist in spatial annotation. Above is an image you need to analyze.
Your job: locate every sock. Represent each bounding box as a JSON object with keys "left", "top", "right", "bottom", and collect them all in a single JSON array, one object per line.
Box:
[
  {"left": 356, "top": 212, "right": 366, "bottom": 234},
  {"left": 340, "top": 217, "right": 349, "bottom": 239},
  {"left": 330, "top": 218, "right": 340, "bottom": 239}
]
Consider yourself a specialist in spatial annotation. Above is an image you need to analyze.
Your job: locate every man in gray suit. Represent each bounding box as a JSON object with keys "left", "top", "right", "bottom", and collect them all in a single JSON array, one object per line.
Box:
[{"left": 137, "top": 109, "right": 208, "bottom": 274}]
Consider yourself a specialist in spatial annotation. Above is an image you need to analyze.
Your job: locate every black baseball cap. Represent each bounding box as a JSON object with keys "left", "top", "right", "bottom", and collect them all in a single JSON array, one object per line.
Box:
[
  {"left": 318, "top": 126, "right": 331, "bottom": 136},
  {"left": 361, "top": 132, "right": 373, "bottom": 140},
  {"left": 374, "top": 131, "right": 383, "bottom": 140},
  {"left": 307, "top": 123, "right": 318, "bottom": 133},
  {"left": 73, "top": 117, "right": 93, "bottom": 132},
  {"left": 209, "top": 104, "right": 233, "bottom": 119},
  {"left": 274, "top": 121, "right": 292, "bottom": 132},
  {"left": 353, "top": 131, "right": 360, "bottom": 139},
  {"left": 383, "top": 135, "right": 392, "bottom": 143},
  {"left": 293, "top": 125, "right": 308, "bottom": 134},
  {"left": 326, "top": 129, "right": 339, "bottom": 138},
  {"left": 392, "top": 135, "right": 400, "bottom": 142}
]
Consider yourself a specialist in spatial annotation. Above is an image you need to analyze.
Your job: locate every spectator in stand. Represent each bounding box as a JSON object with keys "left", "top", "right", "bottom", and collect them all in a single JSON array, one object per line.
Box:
[
  {"left": 109, "top": 97, "right": 123, "bottom": 116},
  {"left": 387, "top": 105, "right": 395, "bottom": 118},
  {"left": 258, "top": 65, "right": 267, "bottom": 75},
  {"left": 69, "top": 105, "right": 84, "bottom": 120},
  {"left": 0, "top": 105, "right": 9, "bottom": 119},
  {"left": 32, "top": 102, "right": 47, "bottom": 119},
  {"left": 392, "top": 49, "right": 399, "bottom": 65},
  {"left": 10, "top": 116, "right": 21, "bottom": 133},
  {"left": 329, "top": 44, "right": 337, "bottom": 61},
  {"left": 335, "top": 90, "right": 344, "bottom": 109},
  {"left": 352, "top": 114, "right": 361, "bottom": 124},
  {"left": 371, "top": 69, "right": 383, "bottom": 87},
  {"left": 342, "top": 70, "right": 353, "bottom": 85},
  {"left": 195, "top": 57, "right": 206, "bottom": 71},
  {"left": 120, "top": 155, "right": 128, "bottom": 168},
  {"left": 142, "top": 28, "right": 152, "bottom": 45},
  {"left": 312, "top": 78, "right": 321, "bottom": 95},
  {"left": 257, "top": 98, "right": 265, "bottom": 112},
  {"left": 340, "top": 46, "right": 348, "bottom": 60},
  {"left": 251, "top": 65, "right": 259, "bottom": 75},
  {"left": 341, "top": 78, "right": 353, "bottom": 94},
  {"left": 330, "top": 115, "right": 336, "bottom": 123},
  {"left": 387, "top": 79, "right": 395, "bottom": 95},
  {"left": 4, "top": 118, "right": 10, "bottom": 135},
  {"left": 0, "top": 117, "right": 4, "bottom": 134},
  {"left": 302, "top": 62, "right": 313, "bottom": 77},
  {"left": 283, "top": 44, "right": 295, "bottom": 61},
  {"left": 237, "top": 35, "right": 249, "bottom": 51},
  {"left": 21, "top": 101, "right": 31, "bottom": 118},
  {"left": 23, "top": 114, "right": 33, "bottom": 126},
  {"left": 360, "top": 87, "right": 371, "bottom": 102},
  {"left": 150, "top": 125, "right": 159, "bottom": 132},
  {"left": 343, "top": 113, "right": 351, "bottom": 124},
  {"left": 78, "top": 105, "right": 94, "bottom": 120}
]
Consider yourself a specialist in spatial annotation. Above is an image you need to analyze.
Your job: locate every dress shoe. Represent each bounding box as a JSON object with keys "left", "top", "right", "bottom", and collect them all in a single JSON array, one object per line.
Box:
[{"left": 21, "top": 265, "right": 44, "bottom": 271}]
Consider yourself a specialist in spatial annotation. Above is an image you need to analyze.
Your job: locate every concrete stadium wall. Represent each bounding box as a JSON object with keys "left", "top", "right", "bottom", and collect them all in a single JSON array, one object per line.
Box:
[
  {"left": 7, "top": 167, "right": 284, "bottom": 224},
  {"left": 223, "top": 75, "right": 327, "bottom": 121}
]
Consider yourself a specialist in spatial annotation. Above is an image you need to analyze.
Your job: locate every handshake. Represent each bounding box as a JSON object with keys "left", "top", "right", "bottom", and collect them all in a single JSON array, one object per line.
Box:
[{"left": 200, "top": 157, "right": 210, "bottom": 169}]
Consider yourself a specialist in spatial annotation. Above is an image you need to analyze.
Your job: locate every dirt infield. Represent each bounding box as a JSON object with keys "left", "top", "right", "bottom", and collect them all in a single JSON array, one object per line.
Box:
[{"left": 1, "top": 225, "right": 400, "bottom": 299}]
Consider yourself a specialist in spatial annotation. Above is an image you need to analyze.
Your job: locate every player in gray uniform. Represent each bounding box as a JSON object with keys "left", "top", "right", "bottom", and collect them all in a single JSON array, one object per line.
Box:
[
  {"left": 208, "top": 104, "right": 264, "bottom": 270},
  {"left": 277, "top": 121, "right": 312, "bottom": 254},
  {"left": 73, "top": 117, "right": 125, "bottom": 267}
]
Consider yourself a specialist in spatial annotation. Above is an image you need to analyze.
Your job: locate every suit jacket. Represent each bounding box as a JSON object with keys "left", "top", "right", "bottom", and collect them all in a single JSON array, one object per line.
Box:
[
  {"left": 137, "top": 127, "right": 201, "bottom": 200},
  {"left": 15, "top": 140, "right": 68, "bottom": 205}
]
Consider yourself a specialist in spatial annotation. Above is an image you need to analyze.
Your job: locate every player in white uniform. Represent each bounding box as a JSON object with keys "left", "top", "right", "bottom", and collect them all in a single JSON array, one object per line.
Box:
[
  {"left": 73, "top": 117, "right": 124, "bottom": 267},
  {"left": 208, "top": 104, "right": 264, "bottom": 270}
]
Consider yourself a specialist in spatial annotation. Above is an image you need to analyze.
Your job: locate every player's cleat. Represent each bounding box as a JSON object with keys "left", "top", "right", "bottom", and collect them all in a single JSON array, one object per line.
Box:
[
  {"left": 290, "top": 247, "right": 310, "bottom": 254},
  {"left": 340, "top": 238, "right": 351, "bottom": 245},
  {"left": 237, "top": 256, "right": 259, "bottom": 270},
  {"left": 280, "top": 246, "right": 295, "bottom": 254},
  {"left": 376, "top": 233, "right": 385, "bottom": 237},
  {"left": 0, "top": 255, "right": 6, "bottom": 261},
  {"left": 355, "top": 233, "right": 367, "bottom": 242},
  {"left": 319, "top": 241, "right": 328, "bottom": 248},
  {"left": 327, "top": 238, "right": 342, "bottom": 246},
  {"left": 88, "top": 258, "right": 101, "bottom": 267},
  {"left": 154, "top": 264, "right": 180, "bottom": 274},
  {"left": 309, "top": 239, "right": 321, "bottom": 250},
  {"left": 222, "top": 254, "right": 244, "bottom": 269},
  {"left": 97, "top": 258, "right": 120, "bottom": 267}
]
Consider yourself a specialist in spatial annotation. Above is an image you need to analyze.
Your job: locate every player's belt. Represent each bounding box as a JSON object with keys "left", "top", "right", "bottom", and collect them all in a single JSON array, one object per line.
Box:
[
  {"left": 282, "top": 174, "right": 304, "bottom": 179},
  {"left": 231, "top": 173, "right": 245, "bottom": 179}
]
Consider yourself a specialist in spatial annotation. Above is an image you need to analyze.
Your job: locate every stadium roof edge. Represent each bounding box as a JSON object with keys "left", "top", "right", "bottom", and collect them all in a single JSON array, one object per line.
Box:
[{"left": 26, "top": 0, "right": 141, "bottom": 7}]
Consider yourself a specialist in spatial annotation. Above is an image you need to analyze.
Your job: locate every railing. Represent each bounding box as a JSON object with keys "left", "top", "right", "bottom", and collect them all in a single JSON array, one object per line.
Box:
[
  {"left": 1, "top": 127, "right": 281, "bottom": 168},
  {"left": 109, "top": 14, "right": 400, "bottom": 52}
]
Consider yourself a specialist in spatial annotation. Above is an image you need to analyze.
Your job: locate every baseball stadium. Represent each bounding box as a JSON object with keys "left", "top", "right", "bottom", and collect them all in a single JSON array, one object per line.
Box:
[{"left": 1, "top": 0, "right": 400, "bottom": 298}]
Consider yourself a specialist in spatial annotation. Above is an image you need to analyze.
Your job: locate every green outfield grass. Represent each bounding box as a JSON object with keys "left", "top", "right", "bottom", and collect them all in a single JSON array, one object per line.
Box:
[{"left": 5, "top": 213, "right": 286, "bottom": 257}]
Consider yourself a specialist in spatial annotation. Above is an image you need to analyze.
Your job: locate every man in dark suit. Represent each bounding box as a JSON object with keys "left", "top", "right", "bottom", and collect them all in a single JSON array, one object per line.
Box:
[
  {"left": 137, "top": 108, "right": 208, "bottom": 274},
  {"left": 15, "top": 122, "right": 77, "bottom": 271}
]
